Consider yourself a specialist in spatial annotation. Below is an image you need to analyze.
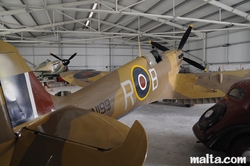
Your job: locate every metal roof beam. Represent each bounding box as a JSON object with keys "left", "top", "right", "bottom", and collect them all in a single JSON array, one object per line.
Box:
[
  {"left": 0, "top": 18, "right": 87, "bottom": 35},
  {"left": 0, "top": 17, "right": 141, "bottom": 36},
  {"left": 20, "top": 0, "right": 40, "bottom": 26},
  {"left": 1, "top": 1, "right": 249, "bottom": 31},
  {"left": 1, "top": 6, "right": 35, "bottom": 38},
  {"left": 129, "top": 1, "right": 209, "bottom": 41},
  {"left": 101, "top": 1, "right": 204, "bottom": 39},
  {"left": 126, "top": 0, "right": 188, "bottom": 42},
  {"left": 0, "top": 1, "right": 202, "bottom": 38},
  {"left": 119, "top": 0, "right": 146, "bottom": 12},
  {"left": 40, "top": 0, "right": 55, "bottom": 34},
  {"left": 207, "top": 0, "right": 250, "bottom": 21},
  {"left": 44, "top": 6, "right": 250, "bottom": 28},
  {"left": 0, "top": 1, "right": 97, "bottom": 16},
  {"left": 0, "top": 28, "right": 200, "bottom": 39},
  {"left": 100, "top": 16, "right": 138, "bottom": 32}
]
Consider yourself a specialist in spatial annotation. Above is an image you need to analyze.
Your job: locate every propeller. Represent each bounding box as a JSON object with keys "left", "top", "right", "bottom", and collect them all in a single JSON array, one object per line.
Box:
[
  {"left": 149, "top": 40, "right": 169, "bottom": 51},
  {"left": 178, "top": 25, "right": 193, "bottom": 50},
  {"left": 183, "top": 57, "right": 206, "bottom": 71},
  {"left": 50, "top": 52, "right": 77, "bottom": 66},
  {"left": 177, "top": 24, "right": 207, "bottom": 71},
  {"left": 149, "top": 24, "right": 207, "bottom": 72}
]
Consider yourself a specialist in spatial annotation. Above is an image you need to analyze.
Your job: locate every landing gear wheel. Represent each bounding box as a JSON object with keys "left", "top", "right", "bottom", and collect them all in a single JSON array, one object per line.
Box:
[{"left": 227, "top": 137, "right": 250, "bottom": 166}]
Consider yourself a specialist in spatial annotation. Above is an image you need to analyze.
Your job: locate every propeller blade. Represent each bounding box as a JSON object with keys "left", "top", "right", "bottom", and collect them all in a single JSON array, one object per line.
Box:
[
  {"left": 183, "top": 57, "right": 207, "bottom": 71},
  {"left": 178, "top": 25, "right": 206, "bottom": 72},
  {"left": 50, "top": 53, "right": 62, "bottom": 60},
  {"left": 178, "top": 24, "right": 193, "bottom": 50},
  {"left": 68, "top": 52, "right": 77, "bottom": 61},
  {"left": 149, "top": 40, "right": 169, "bottom": 51}
]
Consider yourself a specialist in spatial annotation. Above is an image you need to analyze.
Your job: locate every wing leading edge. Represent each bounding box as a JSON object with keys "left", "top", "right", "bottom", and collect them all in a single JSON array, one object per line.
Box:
[
  {"left": 173, "top": 69, "right": 250, "bottom": 100},
  {"left": 60, "top": 70, "right": 109, "bottom": 88}
]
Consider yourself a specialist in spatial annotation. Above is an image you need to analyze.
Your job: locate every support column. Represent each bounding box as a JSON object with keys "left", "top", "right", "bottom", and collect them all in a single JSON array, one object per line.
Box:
[
  {"left": 58, "top": 33, "right": 62, "bottom": 58},
  {"left": 203, "top": 33, "right": 207, "bottom": 69},
  {"left": 109, "top": 38, "right": 112, "bottom": 72}
]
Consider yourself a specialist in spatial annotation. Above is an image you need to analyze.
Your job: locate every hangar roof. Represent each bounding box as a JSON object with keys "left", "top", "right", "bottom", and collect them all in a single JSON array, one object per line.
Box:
[{"left": 0, "top": 0, "right": 249, "bottom": 47}]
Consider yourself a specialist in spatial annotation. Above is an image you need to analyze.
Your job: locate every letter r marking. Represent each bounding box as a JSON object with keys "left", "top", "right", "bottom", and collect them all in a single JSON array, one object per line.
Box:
[{"left": 121, "top": 80, "right": 134, "bottom": 110}]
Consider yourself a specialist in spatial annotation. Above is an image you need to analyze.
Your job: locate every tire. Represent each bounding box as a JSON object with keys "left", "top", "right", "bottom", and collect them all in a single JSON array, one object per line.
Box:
[{"left": 227, "top": 137, "right": 250, "bottom": 166}]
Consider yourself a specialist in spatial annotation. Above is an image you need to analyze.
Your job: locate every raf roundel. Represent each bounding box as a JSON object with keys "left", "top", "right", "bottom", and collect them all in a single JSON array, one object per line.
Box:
[{"left": 132, "top": 66, "right": 151, "bottom": 100}]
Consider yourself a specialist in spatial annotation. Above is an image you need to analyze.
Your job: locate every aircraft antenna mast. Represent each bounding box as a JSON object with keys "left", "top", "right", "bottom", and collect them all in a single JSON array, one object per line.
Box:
[
  {"left": 138, "top": 35, "right": 142, "bottom": 57},
  {"left": 138, "top": 16, "right": 142, "bottom": 57}
]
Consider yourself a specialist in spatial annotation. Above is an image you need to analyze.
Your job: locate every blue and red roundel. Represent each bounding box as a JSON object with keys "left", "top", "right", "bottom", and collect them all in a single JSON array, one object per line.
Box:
[{"left": 132, "top": 66, "right": 151, "bottom": 100}]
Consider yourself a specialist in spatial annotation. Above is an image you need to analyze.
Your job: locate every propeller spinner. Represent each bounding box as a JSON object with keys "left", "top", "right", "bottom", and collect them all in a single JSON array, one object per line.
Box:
[
  {"left": 50, "top": 52, "right": 77, "bottom": 66},
  {"left": 149, "top": 25, "right": 206, "bottom": 72}
]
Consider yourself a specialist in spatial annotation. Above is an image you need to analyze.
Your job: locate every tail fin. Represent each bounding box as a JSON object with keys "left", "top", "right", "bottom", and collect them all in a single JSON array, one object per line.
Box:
[
  {"left": 114, "top": 120, "right": 148, "bottom": 166},
  {"left": 0, "top": 40, "right": 55, "bottom": 128}
]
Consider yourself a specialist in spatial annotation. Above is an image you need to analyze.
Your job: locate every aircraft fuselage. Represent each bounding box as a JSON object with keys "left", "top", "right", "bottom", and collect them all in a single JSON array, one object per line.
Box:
[{"left": 54, "top": 50, "right": 182, "bottom": 119}]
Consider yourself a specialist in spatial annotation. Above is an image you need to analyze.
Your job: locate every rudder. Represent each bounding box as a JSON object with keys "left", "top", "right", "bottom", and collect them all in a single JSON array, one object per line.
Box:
[{"left": 0, "top": 40, "right": 55, "bottom": 128}]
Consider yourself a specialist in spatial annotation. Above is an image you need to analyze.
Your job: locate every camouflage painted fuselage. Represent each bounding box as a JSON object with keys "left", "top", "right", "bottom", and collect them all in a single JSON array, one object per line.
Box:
[
  {"left": 54, "top": 50, "right": 182, "bottom": 118},
  {"left": 0, "top": 40, "right": 182, "bottom": 165}
]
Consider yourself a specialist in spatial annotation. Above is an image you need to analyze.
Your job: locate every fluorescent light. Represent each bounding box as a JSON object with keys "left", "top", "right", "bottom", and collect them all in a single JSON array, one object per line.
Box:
[
  {"left": 85, "top": 3, "right": 98, "bottom": 27},
  {"left": 92, "top": 3, "right": 97, "bottom": 10},
  {"left": 85, "top": 20, "right": 90, "bottom": 27},
  {"left": 89, "top": 12, "right": 94, "bottom": 18}
]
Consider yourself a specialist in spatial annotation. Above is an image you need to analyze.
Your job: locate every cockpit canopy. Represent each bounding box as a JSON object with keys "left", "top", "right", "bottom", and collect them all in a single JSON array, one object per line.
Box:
[{"left": 142, "top": 50, "right": 162, "bottom": 66}]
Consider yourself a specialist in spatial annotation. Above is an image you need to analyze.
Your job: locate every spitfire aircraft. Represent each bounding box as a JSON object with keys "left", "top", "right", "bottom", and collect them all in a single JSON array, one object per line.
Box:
[
  {"left": 34, "top": 52, "right": 77, "bottom": 80},
  {"left": 1, "top": 25, "right": 250, "bottom": 165}
]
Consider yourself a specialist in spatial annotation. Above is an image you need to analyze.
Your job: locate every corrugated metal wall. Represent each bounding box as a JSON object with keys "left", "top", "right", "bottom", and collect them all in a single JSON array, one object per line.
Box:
[
  {"left": 185, "top": 29, "right": 250, "bottom": 72},
  {"left": 15, "top": 29, "right": 250, "bottom": 73},
  {"left": 16, "top": 40, "right": 149, "bottom": 71}
]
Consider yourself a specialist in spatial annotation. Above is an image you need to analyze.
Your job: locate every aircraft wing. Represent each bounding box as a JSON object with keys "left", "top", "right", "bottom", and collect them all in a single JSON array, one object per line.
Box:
[
  {"left": 168, "top": 69, "right": 250, "bottom": 104},
  {"left": 60, "top": 70, "right": 109, "bottom": 87},
  {"left": 11, "top": 106, "right": 147, "bottom": 165},
  {"left": 33, "top": 71, "right": 50, "bottom": 77}
]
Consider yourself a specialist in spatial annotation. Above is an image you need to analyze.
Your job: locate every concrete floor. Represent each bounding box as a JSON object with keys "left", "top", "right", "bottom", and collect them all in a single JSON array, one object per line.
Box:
[{"left": 119, "top": 102, "right": 226, "bottom": 166}]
